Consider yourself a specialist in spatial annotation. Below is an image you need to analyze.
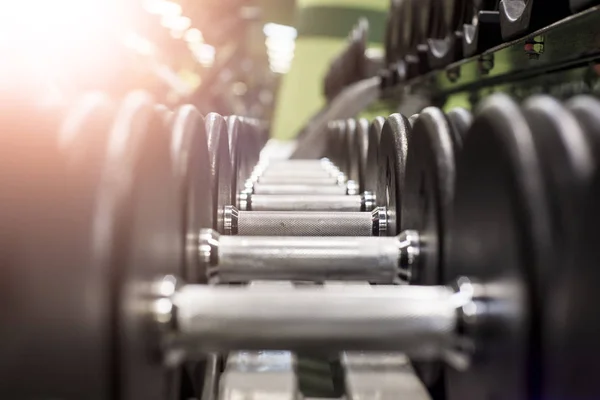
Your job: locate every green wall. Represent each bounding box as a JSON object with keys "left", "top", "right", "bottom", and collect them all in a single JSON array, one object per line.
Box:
[{"left": 272, "top": 0, "right": 389, "bottom": 139}]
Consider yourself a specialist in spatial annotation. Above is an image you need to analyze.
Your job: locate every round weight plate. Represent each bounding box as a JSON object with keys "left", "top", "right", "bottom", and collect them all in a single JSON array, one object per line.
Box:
[
  {"left": 105, "top": 92, "right": 182, "bottom": 400},
  {"left": 225, "top": 116, "right": 241, "bottom": 195},
  {"left": 327, "top": 120, "right": 346, "bottom": 171},
  {"left": 399, "top": 0, "right": 421, "bottom": 55},
  {"left": 354, "top": 118, "right": 369, "bottom": 192},
  {"left": 206, "top": 113, "right": 233, "bottom": 233},
  {"left": 545, "top": 95, "right": 600, "bottom": 399},
  {"left": 345, "top": 118, "right": 359, "bottom": 183},
  {"left": 170, "top": 105, "right": 214, "bottom": 283},
  {"left": 238, "top": 117, "right": 263, "bottom": 175},
  {"left": 402, "top": 107, "right": 458, "bottom": 286},
  {"left": 400, "top": 107, "right": 458, "bottom": 392},
  {"left": 445, "top": 94, "right": 553, "bottom": 400},
  {"left": 365, "top": 117, "right": 385, "bottom": 193},
  {"left": 384, "top": 0, "right": 401, "bottom": 65},
  {"left": 376, "top": 114, "right": 411, "bottom": 235},
  {"left": 446, "top": 107, "right": 472, "bottom": 150},
  {"left": 0, "top": 94, "right": 114, "bottom": 398}
]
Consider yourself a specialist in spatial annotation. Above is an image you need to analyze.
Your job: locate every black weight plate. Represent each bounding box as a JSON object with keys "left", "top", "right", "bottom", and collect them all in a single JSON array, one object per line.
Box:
[
  {"left": 376, "top": 114, "right": 411, "bottom": 235},
  {"left": 354, "top": 118, "right": 369, "bottom": 192},
  {"left": 106, "top": 92, "right": 182, "bottom": 400},
  {"left": 442, "top": 0, "right": 469, "bottom": 33},
  {"left": 399, "top": 0, "right": 422, "bottom": 55},
  {"left": 345, "top": 118, "right": 360, "bottom": 183},
  {"left": 400, "top": 107, "right": 459, "bottom": 393},
  {"left": 446, "top": 107, "right": 472, "bottom": 151},
  {"left": 206, "top": 113, "right": 233, "bottom": 233},
  {"left": 237, "top": 117, "right": 262, "bottom": 177},
  {"left": 0, "top": 94, "right": 114, "bottom": 398},
  {"left": 327, "top": 120, "right": 346, "bottom": 171},
  {"left": 225, "top": 116, "right": 241, "bottom": 195},
  {"left": 402, "top": 107, "right": 459, "bottom": 286},
  {"left": 170, "top": 105, "right": 214, "bottom": 283},
  {"left": 446, "top": 94, "right": 553, "bottom": 400},
  {"left": 365, "top": 117, "right": 385, "bottom": 193},
  {"left": 546, "top": 95, "right": 600, "bottom": 399},
  {"left": 384, "top": 0, "right": 402, "bottom": 65}
]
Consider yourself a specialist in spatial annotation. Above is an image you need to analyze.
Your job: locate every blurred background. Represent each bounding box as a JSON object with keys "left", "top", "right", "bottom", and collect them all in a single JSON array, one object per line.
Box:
[{"left": 0, "top": 0, "right": 387, "bottom": 139}]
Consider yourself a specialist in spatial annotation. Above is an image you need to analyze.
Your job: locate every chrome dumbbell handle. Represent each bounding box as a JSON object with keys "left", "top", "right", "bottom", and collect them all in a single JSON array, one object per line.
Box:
[
  {"left": 201, "top": 230, "right": 402, "bottom": 284},
  {"left": 246, "top": 180, "right": 358, "bottom": 195},
  {"left": 238, "top": 191, "right": 376, "bottom": 212},
  {"left": 224, "top": 206, "right": 386, "bottom": 236},
  {"left": 155, "top": 279, "right": 483, "bottom": 362},
  {"left": 199, "top": 228, "right": 416, "bottom": 284}
]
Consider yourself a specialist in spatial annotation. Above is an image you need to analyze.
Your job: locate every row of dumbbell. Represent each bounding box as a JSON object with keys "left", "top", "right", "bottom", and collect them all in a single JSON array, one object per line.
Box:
[
  {"left": 4, "top": 90, "right": 600, "bottom": 399},
  {"left": 384, "top": 0, "right": 598, "bottom": 79},
  {"left": 170, "top": 92, "right": 600, "bottom": 400}
]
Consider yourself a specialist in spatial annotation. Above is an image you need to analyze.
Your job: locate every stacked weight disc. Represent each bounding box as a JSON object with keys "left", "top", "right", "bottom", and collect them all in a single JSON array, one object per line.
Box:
[{"left": 2, "top": 90, "right": 600, "bottom": 400}]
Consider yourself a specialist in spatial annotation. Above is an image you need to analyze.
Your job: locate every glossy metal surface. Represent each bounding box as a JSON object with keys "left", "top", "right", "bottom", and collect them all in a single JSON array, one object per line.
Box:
[
  {"left": 172, "top": 284, "right": 457, "bottom": 355},
  {"left": 235, "top": 210, "right": 380, "bottom": 236},
  {"left": 252, "top": 182, "right": 349, "bottom": 195},
  {"left": 210, "top": 235, "right": 402, "bottom": 283},
  {"left": 247, "top": 194, "right": 366, "bottom": 212}
]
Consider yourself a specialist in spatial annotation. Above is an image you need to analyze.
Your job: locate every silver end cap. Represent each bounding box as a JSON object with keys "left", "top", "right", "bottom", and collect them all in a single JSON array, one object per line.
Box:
[
  {"left": 223, "top": 205, "right": 239, "bottom": 235},
  {"left": 371, "top": 206, "right": 388, "bottom": 236},
  {"left": 346, "top": 180, "right": 359, "bottom": 195},
  {"left": 397, "top": 230, "right": 420, "bottom": 284},
  {"left": 361, "top": 191, "right": 376, "bottom": 211}
]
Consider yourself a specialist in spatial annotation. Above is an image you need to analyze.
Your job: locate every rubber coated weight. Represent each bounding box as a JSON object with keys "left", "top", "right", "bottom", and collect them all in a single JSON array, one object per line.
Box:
[
  {"left": 547, "top": 96, "right": 600, "bottom": 399},
  {"left": 345, "top": 119, "right": 359, "bottom": 183},
  {"left": 238, "top": 118, "right": 263, "bottom": 179},
  {"left": 225, "top": 116, "right": 249, "bottom": 198},
  {"left": 354, "top": 118, "right": 369, "bottom": 192},
  {"left": 0, "top": 94, "right": 113, "bottom": 398},
  {"left": 170, "top": 105, "right": 214, "bottom": 283},
  {"left": 398, "top": 0, "right": 421, "bottom": 56},
  {"left": 326, "top": 120, "right": 344, "bottom": 169},
  {"left": 463, "top": 0, "right": 502, "bottom": 57},
  {"left": 206, "top": 113, "right": 233, "bottom": 233},
  {"left": 553, "top": 160, "right": 600, "bottom": 398},
  {"left": 499, "top": 0, "right": 570, "bottom": 40},
  {"left": 377, "top": 114, "right": 411, "bottom": 235},
  {"left": 446, "top": 94, "right": 553, "bottom": 400},
  {"left": 365, "top": 117, "right": 384, "bottom": 193},
  {"left": 108, "top": 93, "right": 183, "bottom": 400},
  {"left": 446, "top": 107, "right": 472, "bottom": 150},
  {"left": 402, "top": 107, "right": 465, "bottom": 286},
  {"left": 400, "top": 107, "right": 467, "bottom": 392},
  {"left": 570, "top": 0, "right": 599, "bottom": 11},
  {"left": 384, "top": 0, "right": 402, "bottom": 66}
]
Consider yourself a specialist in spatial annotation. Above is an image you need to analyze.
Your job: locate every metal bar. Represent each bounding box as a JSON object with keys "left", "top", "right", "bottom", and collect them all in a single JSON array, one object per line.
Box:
[
  {"left": 248, "top": 194, "right": 364, "bottom": 212},
  {"left": 211, "top": 236, "right": 401, "bottom": 283},
  {"left": 237, "top": 211, "right": 375, "bottom": 236},
  {"left": 252, "top": 183, "right": 348, "bottom": 195},
  {"left": 257, "top": 176, "right": 342, "bottom": 185},
  {"left": 172, "top": 284, "right": 456, "bottom": 356}
]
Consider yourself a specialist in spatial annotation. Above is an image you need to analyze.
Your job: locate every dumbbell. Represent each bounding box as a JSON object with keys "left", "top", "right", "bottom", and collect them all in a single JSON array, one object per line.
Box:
[
  {"left": 197, "top": 227, "right": 409, "bottom": 283},
  {"left": 240, "top": 159, "right": 376, "bottom": 212},
  {"left": 162, "top": 94, "right": 600, "bottom": 400}
]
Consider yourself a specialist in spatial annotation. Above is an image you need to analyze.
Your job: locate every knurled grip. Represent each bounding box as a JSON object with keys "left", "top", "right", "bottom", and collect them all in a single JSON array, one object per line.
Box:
[
  {"left": 253, "top": 183, "right": 348, "bottom": 195},
  {"left": 238, "top": 211, "right": 375, "bottom": 236},
  {"left": 257, "top": 176, "right": 341, "bottom": 185},
  {"left": 249, "top": 194, "right": 363, "bottom": 211},
  {"left": 215, "top": 236, "right": 401, "bottom": 283}
]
